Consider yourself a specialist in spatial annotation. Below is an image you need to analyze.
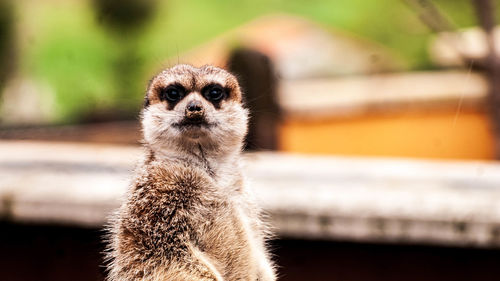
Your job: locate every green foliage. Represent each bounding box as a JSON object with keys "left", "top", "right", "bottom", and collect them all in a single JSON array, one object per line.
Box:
[
  {"left": 138, "top": 0, "right": 498, "bottom": 71},
  {"left": 18, "top": 0, "right": 500, "bottom": 123},
  {"left": 22, "top": 2, "right": 120, "bottom": 122},
  {"left": 92, "top": 0, "right": 157, "bottom": 31}
]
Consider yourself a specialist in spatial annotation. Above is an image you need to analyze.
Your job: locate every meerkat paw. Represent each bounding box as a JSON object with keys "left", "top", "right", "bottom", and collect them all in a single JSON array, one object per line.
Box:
[{"left": 257, "top": 261, "right": 276, "bottom": 281}]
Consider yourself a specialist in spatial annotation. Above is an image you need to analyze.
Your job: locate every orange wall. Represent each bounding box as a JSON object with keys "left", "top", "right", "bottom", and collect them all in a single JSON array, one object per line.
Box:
[{"left": 279, "top": 109, "right": 496, "bottom": 160}]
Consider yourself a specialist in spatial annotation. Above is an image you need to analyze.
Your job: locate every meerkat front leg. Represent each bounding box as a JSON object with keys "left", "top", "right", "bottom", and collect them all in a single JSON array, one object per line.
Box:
[
  {"left": 256, "top": 251, "right": 276, "bottom": 281},
  {"left": 186, "top": 245, "right": 225, "bottom": 281},
  {"left": 161, "top": 247, "right": 224, "bottom": 281}
]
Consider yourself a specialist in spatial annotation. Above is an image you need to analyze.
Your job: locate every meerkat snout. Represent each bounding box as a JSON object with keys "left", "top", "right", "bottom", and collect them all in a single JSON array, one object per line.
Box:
[{"left": 185, "top": 100, "right": 205, "bottom": 120}]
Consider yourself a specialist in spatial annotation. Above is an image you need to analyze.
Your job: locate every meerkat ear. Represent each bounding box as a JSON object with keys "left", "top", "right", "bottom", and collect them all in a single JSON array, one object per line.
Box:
[{"left": 143, "top": 77, "right": 155, "bottom": 108}]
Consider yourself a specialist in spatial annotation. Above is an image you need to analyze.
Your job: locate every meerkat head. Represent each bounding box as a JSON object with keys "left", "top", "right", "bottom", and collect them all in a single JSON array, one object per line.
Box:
[{"left": 141, "top": 64, "right": 248, "bottom": 154}]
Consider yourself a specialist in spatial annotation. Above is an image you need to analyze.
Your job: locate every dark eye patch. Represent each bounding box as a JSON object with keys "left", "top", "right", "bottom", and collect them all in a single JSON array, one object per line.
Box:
[
  {"left": 202, "top": 84, "right": 228, "bottom": 106},
  {"left": 159, "top": 83, "right": 186, "bottom": 109}
]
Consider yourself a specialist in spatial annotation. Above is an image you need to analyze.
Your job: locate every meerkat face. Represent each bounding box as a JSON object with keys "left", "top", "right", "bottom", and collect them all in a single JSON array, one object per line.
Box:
[{"left": 142, "top": 64, "right": 248, "bottom": 152}]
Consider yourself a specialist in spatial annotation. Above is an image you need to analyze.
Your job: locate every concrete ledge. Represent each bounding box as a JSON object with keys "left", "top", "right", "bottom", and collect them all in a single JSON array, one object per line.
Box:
[{"left": 2, "top": 141, "right": 500, "bottom": 247}]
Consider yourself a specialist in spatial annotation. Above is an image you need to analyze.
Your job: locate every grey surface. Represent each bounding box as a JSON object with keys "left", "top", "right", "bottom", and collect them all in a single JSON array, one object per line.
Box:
[{"left": 2, "top": 140, "right": 500, "bottom": 247}]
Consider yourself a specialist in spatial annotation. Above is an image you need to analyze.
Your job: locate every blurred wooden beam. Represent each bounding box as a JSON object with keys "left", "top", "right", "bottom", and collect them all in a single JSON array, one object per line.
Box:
[
  {"left": 279, "top": 71, "right": 488, "bottom": 120},
  {"left": 0, "top": 121, "right": 140, "bottom": 144},
  {"left": 2, "top": 141, "right": 500, "bottom": 247}
]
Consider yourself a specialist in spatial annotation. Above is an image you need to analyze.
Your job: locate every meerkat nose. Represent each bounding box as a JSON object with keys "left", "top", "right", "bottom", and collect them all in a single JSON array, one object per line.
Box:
[
  {"left": 187, "top": 100, "right": 203, "bottom": 112},
  {"left": 185, "top": 100, "right": 204, "bottom": 119}
]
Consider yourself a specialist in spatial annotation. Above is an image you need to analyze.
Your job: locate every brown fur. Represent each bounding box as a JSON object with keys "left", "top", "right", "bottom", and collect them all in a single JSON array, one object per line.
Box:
[{"left": 106, "top": 65, "right": 276, "bottom": 281}]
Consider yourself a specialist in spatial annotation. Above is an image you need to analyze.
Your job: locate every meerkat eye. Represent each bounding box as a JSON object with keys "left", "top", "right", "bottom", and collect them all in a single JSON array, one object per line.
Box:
[
  {"left": 204, "top": 85, "right": 225, "bottom": 102},
  {"left": 161, "top": 86, "right": 185, "bottom": 102}
]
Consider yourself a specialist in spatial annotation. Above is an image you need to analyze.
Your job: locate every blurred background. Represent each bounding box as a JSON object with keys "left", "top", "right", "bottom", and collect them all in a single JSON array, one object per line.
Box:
[{"left": 2, "top": 0, "right": 500, "bottom": 280}]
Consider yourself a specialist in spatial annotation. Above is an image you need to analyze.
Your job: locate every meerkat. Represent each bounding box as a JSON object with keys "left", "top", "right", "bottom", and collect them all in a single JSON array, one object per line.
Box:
[{"left": 106, "top": 64, "right": 276, "bottom": 281}]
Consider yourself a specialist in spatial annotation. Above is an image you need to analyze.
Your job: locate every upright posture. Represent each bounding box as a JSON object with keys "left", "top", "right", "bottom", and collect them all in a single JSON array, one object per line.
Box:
[{"left": 106, "top": 65, "right": 276, "bottom": 281}]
